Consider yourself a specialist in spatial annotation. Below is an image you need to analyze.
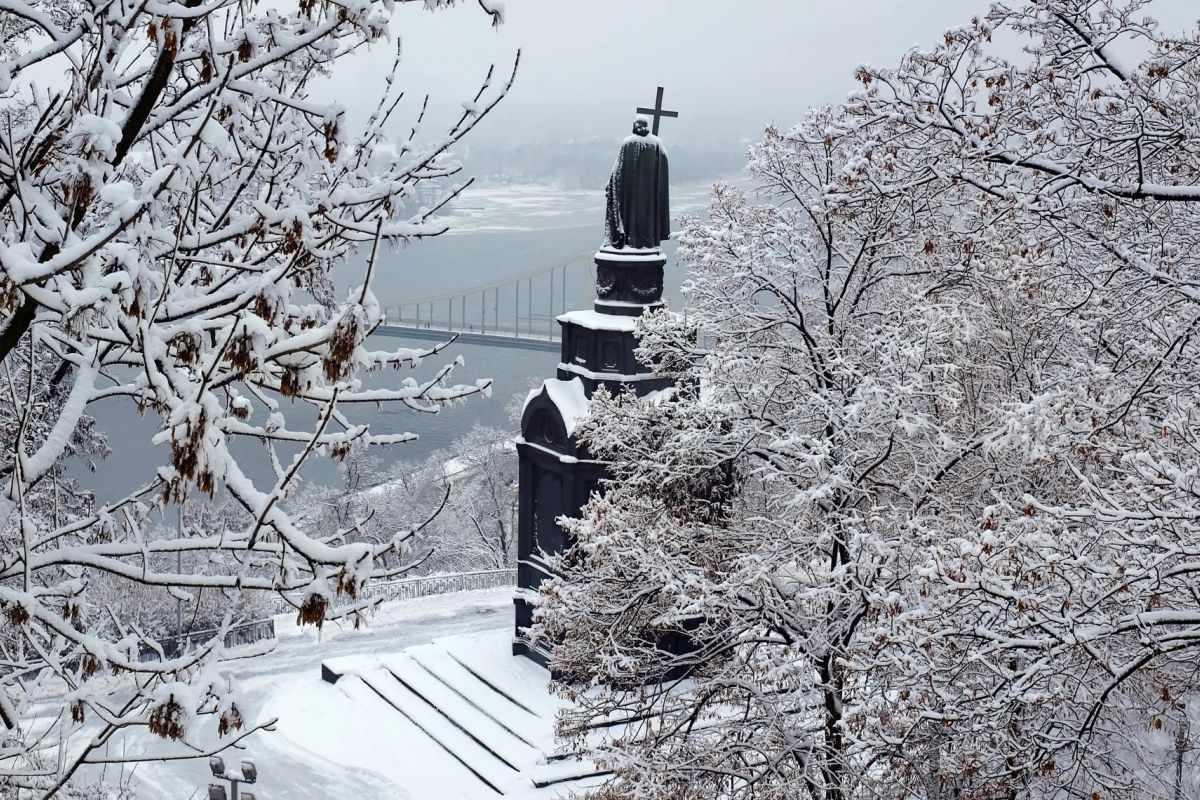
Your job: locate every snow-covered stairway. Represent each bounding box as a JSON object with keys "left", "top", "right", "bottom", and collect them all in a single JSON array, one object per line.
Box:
[
  {"left": 385, "top": 655, "right": 544, "bottom": 766},
  {"left": 359, "top": 666, "right": 520, "bottom": 793},
  {"left": 321, "top": 629, "right": 608, "bottom": 797}
]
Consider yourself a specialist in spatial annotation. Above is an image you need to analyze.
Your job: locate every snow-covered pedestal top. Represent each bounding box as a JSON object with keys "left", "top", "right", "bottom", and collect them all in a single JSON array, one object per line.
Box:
[
  {"left": 522, "top": 377, "right": 590, "bottom": 437},
  {"left": 593, "top": 246, "right": 665, "bottom": 263},
  {"left": 556, "top": 309, "right": 638, "bottom": 332}
]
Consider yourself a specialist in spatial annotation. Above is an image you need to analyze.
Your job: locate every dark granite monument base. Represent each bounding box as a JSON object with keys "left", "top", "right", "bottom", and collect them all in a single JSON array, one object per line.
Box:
[
  {"left": 514, "top": 244, "right": 678, "bottom": 668},
  {"left": 595, "top": 247, "right": 665, "bottom": 310}
]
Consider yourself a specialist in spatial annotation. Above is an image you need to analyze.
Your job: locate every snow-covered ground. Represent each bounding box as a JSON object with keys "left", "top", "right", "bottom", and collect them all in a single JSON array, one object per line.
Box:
[
  {"left": 309, "top": 628, "right": 602, "bottom": 799},
  {"left": 90, "top": 588, "right": 574, "bottom": 800}
]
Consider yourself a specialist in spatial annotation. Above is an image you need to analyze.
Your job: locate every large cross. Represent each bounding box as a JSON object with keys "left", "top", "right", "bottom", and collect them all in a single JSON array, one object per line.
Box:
[{"left": 636, "top": 86, "right": 679, "bottom": 136}]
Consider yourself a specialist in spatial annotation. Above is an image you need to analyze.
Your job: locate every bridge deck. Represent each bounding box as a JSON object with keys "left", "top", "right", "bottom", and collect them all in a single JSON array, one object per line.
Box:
[{"left": 374, "top": 325, "right": 561, "bottom": 353}]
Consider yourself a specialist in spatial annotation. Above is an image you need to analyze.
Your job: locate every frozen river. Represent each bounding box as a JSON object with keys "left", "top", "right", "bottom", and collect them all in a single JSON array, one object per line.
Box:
[{"left": 73, "top": 181, "right": 715, "bottom": 502}]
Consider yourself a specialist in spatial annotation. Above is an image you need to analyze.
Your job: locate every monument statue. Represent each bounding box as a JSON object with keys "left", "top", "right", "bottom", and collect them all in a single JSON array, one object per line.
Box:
[
  {"left": 604, "top": 117, "right": 670, "bottom": 250},
  {"left": 514, "top": 86, "right": 681, "bottom": 667}
]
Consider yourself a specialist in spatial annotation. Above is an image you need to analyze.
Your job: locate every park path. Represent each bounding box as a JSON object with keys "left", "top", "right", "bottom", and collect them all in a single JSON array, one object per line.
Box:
[{"left": 81, "top": 589, "right": 515, "bottom": 800}]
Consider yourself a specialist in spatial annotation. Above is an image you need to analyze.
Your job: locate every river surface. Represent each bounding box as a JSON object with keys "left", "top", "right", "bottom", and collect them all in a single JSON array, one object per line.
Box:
[{"left": 74, "top": 182, "right": 714, "bottom": 502}]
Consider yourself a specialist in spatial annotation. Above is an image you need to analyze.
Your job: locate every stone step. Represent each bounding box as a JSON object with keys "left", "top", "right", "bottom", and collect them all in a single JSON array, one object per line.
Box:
[
  {"left": 409, "top": 650, "right": 546, "bottom": 743},
  {"left": 358, "top": 670, "right": 527, "bottom": 795},
  {"left": 319, "top": 630, "right": 613, "bottom": 795},
  {"left": 335, "top": 675, "right": 500, "bottom": 796},
  {"left": 442, "top": 643, "right": 564, "bottom": 721},
  {"left": 527, "top": 760, "right": 609, "bottom": 789},
  {"left": 382, "top": 654, "right": 544, "bottom": 771}
]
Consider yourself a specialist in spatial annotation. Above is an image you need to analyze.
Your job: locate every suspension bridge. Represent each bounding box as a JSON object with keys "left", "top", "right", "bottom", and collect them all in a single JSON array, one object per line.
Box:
[{"left": 373, "top": 250, "right": 600, "bottom": 352}]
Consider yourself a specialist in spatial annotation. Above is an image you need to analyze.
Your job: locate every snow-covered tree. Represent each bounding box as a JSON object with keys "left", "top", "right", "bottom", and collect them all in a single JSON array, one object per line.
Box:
[
  {"left": 91, "top": 498, "right": 273, "bottom": 646},
  {"left": 537, "top": 110, "right": 1012, "bottom": 800},
  {"left": 423, "top": 424, "right": 517, "bottom": 572},
  {"left": 543, "top": 3, "right": 1200, "bottom": 798},
  {"left": 845, "top": 1, "right": 1200, "bottom": 795},
  {"left": 303, "top": 424, "right": 518, "bottom": 574},
  {"left": 0, "top": 0, "right": 514, "bottom": 791}
]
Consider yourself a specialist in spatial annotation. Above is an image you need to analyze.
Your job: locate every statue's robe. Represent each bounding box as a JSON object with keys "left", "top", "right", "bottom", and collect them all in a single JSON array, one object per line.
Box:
[{"left": 604, "top": 133, "right": 670, "bottom": 249}]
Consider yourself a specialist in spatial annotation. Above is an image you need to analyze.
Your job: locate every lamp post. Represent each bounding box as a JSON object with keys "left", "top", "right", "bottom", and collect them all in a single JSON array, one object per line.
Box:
[
  {"left": 208, "top": 756, "right": 258, "bottom": 800},
  {"left": 176, "top": 506, "right": 184, "bottom": 648},
  {"left": 1174, "top": 707, "right": 1191, "bottom": 800}
]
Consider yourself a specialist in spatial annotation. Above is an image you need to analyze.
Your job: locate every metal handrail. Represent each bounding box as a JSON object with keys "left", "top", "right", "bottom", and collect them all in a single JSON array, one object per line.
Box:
[
  {"left": 270, "top": 568, "right": 517, "bottom": 616},
  {"left": 137, "top": 570, "right": 516, "bottom": 662},
  {"left": 139, "top": 618, "right": 276, "bottom": 662}
]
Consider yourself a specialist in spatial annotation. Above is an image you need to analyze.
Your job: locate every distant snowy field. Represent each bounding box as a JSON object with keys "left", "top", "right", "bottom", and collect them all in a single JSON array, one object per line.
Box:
[{"left": 443, "top": 179, "right": 718, "bottom": 234}]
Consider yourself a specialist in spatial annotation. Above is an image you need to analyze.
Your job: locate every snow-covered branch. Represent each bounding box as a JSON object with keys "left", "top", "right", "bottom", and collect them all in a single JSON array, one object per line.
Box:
[{"left": 0, "top": 0, "right": 513, "bottom": 788}]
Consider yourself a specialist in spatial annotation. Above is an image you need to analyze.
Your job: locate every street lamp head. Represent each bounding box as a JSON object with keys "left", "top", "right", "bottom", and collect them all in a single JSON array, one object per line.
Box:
[
  {"left": 240, "top": 760, "right": 258, "bottom": 783},
  {"left": 207, "top": 785, "right": 228, "bottom": 800},
  {"left": 209, "top": 756, "right": 225, "bottom": 778}
]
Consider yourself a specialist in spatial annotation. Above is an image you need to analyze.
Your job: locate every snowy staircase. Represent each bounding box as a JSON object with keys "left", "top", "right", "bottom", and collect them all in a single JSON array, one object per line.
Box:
[
  {"left": 358, "top": 664, "right": 520, "bottom": 793},
  {"left": 321, "top": 630, "right": 607, "bottom": 796}
]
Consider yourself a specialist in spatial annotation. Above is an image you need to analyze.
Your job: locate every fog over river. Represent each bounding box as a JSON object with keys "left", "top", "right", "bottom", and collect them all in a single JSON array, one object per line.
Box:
[{"left": 72, "top": 182, "right": 715, "bottom": 503}]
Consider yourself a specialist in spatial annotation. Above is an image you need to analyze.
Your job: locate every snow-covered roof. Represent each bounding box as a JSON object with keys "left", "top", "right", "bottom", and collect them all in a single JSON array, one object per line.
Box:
[
  {"left": 557, "top": 309, "right": 637, "bottom": 333},
  {"left": 542, "top": 377, "right": 590, "bottom": 436},
  {"left": 522, "top": 377, "right": 591, "bottom": 437}
]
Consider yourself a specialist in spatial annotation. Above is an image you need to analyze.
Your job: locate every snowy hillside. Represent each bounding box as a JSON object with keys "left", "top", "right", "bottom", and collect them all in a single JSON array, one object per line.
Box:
[{"left": 99, "top": 590, "right": 594, "bottom": 800}]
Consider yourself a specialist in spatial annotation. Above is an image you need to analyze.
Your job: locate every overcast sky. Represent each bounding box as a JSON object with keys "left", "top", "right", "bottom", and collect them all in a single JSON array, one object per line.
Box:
[{"left": 322, "top": 0, "right": 1199, "bottom": 147}]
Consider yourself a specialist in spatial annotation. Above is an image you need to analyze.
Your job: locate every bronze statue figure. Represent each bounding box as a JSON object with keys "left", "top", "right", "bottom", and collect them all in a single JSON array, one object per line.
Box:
[{"left": 604, "top": 117, "right": 670, "bottom": 250}]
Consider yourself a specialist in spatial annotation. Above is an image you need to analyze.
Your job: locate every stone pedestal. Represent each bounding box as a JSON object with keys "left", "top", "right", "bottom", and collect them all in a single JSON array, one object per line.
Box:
[
  {"left": 593, "top": 246, "right": 666, "bottom": 315},
  {"left": 512, "top": 247, "right": 675, "bottom": 665}
]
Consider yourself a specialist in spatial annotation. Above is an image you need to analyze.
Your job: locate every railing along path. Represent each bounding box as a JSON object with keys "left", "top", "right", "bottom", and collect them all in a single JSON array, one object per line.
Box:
[{"left": 139, "top": 569, "right": 517, "bottom": 661}]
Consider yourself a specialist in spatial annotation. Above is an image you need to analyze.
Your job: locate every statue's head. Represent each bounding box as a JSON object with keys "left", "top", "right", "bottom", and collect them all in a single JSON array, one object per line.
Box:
[{"left": 632, "top": 117, "right": 650, "bottom": 136}]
